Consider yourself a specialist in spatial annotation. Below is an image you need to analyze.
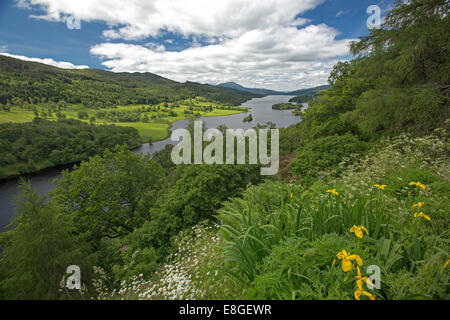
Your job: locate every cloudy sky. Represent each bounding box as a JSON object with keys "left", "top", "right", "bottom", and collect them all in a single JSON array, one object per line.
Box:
[{"left": 0, "top": 0, "right": 393, "bottom": 91}]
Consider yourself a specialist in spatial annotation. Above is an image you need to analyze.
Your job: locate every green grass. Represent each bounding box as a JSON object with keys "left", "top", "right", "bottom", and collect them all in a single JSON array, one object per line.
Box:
[
  {"left": 0, "top": 100, "right": 246, "bottom": 142},
  {"left": 116, "top": 122, "right": 170, "bottom": 142},
  {"left": 0, "top": 109, "right": 35, "bottom": 123}
]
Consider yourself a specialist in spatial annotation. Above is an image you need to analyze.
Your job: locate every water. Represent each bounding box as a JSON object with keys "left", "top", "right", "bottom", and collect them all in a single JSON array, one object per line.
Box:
[{"left": 0, "top": 95, "right": 300, "bottom": 230}]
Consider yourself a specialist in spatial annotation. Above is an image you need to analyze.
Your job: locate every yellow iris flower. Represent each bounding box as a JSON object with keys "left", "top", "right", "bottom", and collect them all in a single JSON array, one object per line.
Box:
[
  {"left": 374, "top": 184, "right": 388, "bottom": 190},
  {"left": 355, "top": 266, "right": 375, "bottom": 288},
  {"left": 290, "top": 193, "right": 294, "bottom": 199},
  {"left": 412, "top": 202, "right": 425, "bottom": 209},
  {"left": 350, "top": 225, "right": 369, "bottom": 239},
  {"left": 444, "top": 260, "right": 450, "bottom": 269},
  {"left": 355, "top": 280, "right": 376, "bottom": 300},
  {"left": 410, "top": 181, "right": 426, "bottom": 190},
  {"left": 414, "top": 212, "right": 431, "bottom": 221},
  {"left": 336, "top": 250, "right": 363, "bottom": 272},
  {"left": 355, "top": 267, "right": 376, "bottom": 300},
  {"left": 326, "top": 189, "right": 339, "bottom": 196}
]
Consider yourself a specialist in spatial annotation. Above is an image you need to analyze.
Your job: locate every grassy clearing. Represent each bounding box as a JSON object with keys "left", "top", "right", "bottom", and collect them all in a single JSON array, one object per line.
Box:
[
  {"left": 0, "top": 98, "right": 246, "bottom": 142},
  {"left": 115, "top": 122, "right": 170, "bottom": 142}
]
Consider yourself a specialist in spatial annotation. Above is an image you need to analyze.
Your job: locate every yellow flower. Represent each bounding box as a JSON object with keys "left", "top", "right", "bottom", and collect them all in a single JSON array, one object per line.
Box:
[
  {"left": 410, "top": 181, "right": 426, "bottom": 190},
  {"left": 331, "top": 259, "right": 336, "bottom": 268},
  {"left": 444, "top": 260, "right": 450, "bottom": 269},
  {"left": 414, "top": 212, "right": 431, "bottom": 221},
  {"left": 326, "top": 189, "right": 339, "bottom": 196},
  {"left": 355, "top": 285, "right": 376, "bottom": 300},
  {"left": 412, "top": 202, "right": 425, "bottom": 209},
  {"left": 336, "top": 250, "right": 363, "bottom": 272},
  {"left": 355, "top": 266, "right": 375, "bottom": 288},
  {"left": 374, "top": 184, "right": 388, "bottom": 190},
  {"left": 355, "top": 274, "right": 375, "bottom": 301},
  {"left": 290, "top": 193, "right": 294, "bottom": 199},
  {"left": 350, "top": 225, "right": 369, "bottom": 239}
]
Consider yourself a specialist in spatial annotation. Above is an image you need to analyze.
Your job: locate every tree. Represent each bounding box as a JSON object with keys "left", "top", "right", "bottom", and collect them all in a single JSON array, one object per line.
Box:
[
  {"left": 11, "top": 97, "right": 22, "bottom": 107},
  {"left": 77, "top": 111, "right": 89, "bottom": 120},
  {"left": 57, "top": 112, "right": 66, "bottom": 120},
  {"left": 0, "top": 182, "right": 92, "bottom": 299},
  {"left": 52, "top": 147, "right": 167, "bottom": 244}
]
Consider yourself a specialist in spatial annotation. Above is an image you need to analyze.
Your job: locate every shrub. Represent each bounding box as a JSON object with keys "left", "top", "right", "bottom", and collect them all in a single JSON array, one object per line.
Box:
[{"left": 291, "top": 134, "right": 367, "bottom": 182}]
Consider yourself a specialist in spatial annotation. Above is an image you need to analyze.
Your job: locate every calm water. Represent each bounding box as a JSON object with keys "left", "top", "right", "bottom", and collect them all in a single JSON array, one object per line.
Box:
[{"left": 0, "top": 95, "right": 301, "bottom": 229}]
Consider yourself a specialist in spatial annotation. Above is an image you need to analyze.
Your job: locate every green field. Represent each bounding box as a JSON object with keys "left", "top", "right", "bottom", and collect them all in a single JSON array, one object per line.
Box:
[{"left": 0, "top": 98, "right": 246, "bottom": 142}]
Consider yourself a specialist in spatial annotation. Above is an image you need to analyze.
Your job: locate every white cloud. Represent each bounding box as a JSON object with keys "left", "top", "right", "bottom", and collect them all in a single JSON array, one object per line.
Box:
[
  {"left": 18, "top": 0, "right": 325, "bottom": 40},
  {"left": 0, "top": 53, "right": 89, "bottom": 69},
  {"left": 17, "top": 0, "right": 356, "bottom": 90},
  {"left": 91, "top": 24, "right": 353, "bottom": 91},
  {"left": 336, "top": 10, "right": 344, "bottom": 17},
  {"left": 14, "top": 0, "right": 32, "bottom": 9}
]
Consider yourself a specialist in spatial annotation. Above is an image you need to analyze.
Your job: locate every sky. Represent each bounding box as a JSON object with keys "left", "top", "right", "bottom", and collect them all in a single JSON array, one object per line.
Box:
[{"left": 0, "top": 0, "right": 395, "bottom": 91}]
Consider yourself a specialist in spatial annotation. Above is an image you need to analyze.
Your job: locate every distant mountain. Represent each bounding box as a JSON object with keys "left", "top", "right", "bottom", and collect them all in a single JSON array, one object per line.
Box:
[
  {"left": 288, "top": 85, "right": 331, "bottom": 104},
  {"left": 288, "top": 85, "right": 331, "bottom": 96},
  {"left": 217, "top": 82, "right": 283, "bottom": 96},
  {"left": 0, "top": 55, "right": 259, "bottom": 107},
  {"left": 216, "top": 82, "right": 331, "bottom": 97}
]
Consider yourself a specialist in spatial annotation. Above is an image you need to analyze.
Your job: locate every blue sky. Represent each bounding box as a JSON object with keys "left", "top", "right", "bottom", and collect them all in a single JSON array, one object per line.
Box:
[{"left": 0, "top": 0, "right": 394, "bottom": 90}]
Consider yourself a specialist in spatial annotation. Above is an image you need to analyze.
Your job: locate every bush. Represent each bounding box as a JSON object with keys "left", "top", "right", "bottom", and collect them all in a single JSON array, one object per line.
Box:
[{"left": 291, "top": 134, "right": 367, "bottom": 182}]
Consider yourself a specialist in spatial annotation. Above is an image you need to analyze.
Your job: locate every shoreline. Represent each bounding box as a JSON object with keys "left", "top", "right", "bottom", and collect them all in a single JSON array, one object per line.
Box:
[{"left": 147, "top": 107, "right": 251, "bottom": 143}]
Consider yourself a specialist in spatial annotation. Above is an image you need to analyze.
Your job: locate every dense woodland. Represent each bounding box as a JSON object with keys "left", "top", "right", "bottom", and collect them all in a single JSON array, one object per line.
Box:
[
  {"left": 0, "top": 0, "right": 448, "bottom": 300},
  {"left": 0, "top": 119, "right": 141, "bottom": 179}
]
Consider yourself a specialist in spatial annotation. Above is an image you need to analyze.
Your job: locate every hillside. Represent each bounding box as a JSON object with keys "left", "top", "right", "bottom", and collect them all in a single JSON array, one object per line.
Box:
[
  {"left": 0, "top": 55, "right": 259, "bottom": 107},
  {"left": 217, "top": 82, "right": 332, "bottom": 100},
  {"left": 288, "top": 84, "right": 331, "bottom": 96},
  {"left": 217, "top": 82, "right": 283, "bottom": 95}
]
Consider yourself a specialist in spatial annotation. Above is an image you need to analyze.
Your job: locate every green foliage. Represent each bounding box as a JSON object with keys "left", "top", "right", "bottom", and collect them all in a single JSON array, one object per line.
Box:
[
  {"left": 291, "top": 134, "right": 367, "bottom": 183},
  {"left": 218, "top": 161, "right": 448, "bottom": 299},
  {"left": 279, "top": 0, "right": 449, "bottom": 175},
  {"left": 272, "top": 103, "right": 295, "bottom": 110},
  {"left": 247, "top": 234, "right": 359, "bottom": 300},
  {"left": 0, "top": 183, "right": 95, "bottom": 299},
  {"left": 52, "top": 147, "right": 166, "bottom": 244},
  {"left": 0, "top": 118, "right": 141, "bottom": 178},
  {"left": 112, "top": 164, "right": 261, "bottom": 280},
  {"left": 217, "top": 181, "right": 391, "bottom": 282},
  {"left": 1, "top": 0, "right": 448, "bottom": 301},
  {"left": 351, "top": 86, "right": 448, "bottom": 137}
]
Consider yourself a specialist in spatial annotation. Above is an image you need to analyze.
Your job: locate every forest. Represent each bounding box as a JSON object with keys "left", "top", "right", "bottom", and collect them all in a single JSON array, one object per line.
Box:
[
  {"left": 0, "top": 0, "right": 448, "bottom": 300},
  {"left": 0, "top": 119, "right": 141, "bottom": 179}
]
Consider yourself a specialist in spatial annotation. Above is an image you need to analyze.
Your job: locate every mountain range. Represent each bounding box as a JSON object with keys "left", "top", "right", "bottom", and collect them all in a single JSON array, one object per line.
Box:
[
  {"left": 0, "top": 55, "right": 329, "bottom": 107},
  {"left": 217, "top": 82, "right": 330, "bottom": 96}
]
